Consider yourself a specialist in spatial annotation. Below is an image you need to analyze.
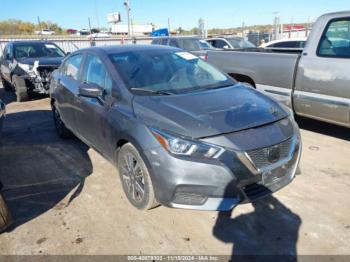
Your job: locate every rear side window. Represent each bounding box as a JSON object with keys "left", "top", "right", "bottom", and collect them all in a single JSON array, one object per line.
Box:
[
  {"left": 169, "top": 39, "right": 180, "bottom": 48},
  {"left": 151, "top": 39, "right": 160, "bottom": 45},
  {"left": 82, "top": 55, "right": 112, "bottom": 95},
  {"left": 212, "top": 40, "right": 228, "bottom": 48},
  {"left": 272, "top": 41, "right": 300, "bottom": 48},
  {"left": 318, "top": 18, "right": 350, "bottom": 58},
  {"left": 160, "top": 38, "right": 168, "bottom": 45},
  {"left": 63, "top": 55, "right": 83, "bottom": 80}
]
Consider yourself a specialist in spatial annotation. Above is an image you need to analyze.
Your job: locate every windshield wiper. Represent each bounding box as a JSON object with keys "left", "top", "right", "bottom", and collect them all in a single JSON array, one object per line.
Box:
[{"left": 130, "top": 88, "right": 173, "bottom": 96}]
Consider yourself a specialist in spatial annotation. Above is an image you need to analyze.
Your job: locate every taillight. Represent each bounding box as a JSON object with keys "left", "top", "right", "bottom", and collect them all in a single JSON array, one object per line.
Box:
[{"left": 200, "top": 54, "right": 208, "bottom": 61}]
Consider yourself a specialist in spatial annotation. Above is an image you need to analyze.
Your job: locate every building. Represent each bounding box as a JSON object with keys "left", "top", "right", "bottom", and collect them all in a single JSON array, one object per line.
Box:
[
  {"left": 282, "top": 25, "right": 312, "bottom": 39},
  {"left": 111, "top": 23, "right": 157, "bottom": 36}
]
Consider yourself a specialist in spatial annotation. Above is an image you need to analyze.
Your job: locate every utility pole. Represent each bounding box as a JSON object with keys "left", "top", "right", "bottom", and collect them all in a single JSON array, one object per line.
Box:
[
  {"left": 242, "top": 22, "right": 245, "bottom": 38},
  {"left": 124, "top": 0, "right": 131, "bottom": 37},
  {"left": 88, "top": 17, "right": 92, "bottom": 34},
  {"left": 168, "top": 18, "right": 171, "bottom": 35},
  {"left": 37, "top": 16, "right": 43, "bottom": 40}
]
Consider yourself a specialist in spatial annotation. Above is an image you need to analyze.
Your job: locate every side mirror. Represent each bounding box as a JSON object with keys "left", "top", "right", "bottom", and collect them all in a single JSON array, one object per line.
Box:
[
  {"left": 65, "top": 52, "right": 71, "bottom": 56},
  {"left": 79, "top": 83, "right": 103, "bottom": 98},
  {"left": 223, "top": 45, "right": 230, "bottom": 49}
]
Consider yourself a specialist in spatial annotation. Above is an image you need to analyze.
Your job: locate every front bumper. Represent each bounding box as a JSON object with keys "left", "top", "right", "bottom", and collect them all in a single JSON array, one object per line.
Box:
[{"left": 143, "top": 134, "right": 301, "bottom": 211}]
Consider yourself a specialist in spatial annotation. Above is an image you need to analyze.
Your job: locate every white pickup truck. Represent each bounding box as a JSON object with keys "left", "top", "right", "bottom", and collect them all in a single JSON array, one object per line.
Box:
[{"left": 207, "top": 11, "right": 350, "bottom": 128}]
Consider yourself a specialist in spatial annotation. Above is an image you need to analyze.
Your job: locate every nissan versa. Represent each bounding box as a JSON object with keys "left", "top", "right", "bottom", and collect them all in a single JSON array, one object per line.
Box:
[{"left": 50, "top": 45, "right": 302, "bottom": 211}]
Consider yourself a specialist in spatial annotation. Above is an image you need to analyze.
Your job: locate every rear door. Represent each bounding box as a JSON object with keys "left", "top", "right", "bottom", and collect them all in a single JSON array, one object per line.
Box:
[
  {"left": 294, "top": 17, "right": 350, "bottom": 126},
  {"left": 75, "top": 53, "right": 114, "bottom": 155},
  {"left": 55, "top": 54, "right": 84, "bottom": 131}
]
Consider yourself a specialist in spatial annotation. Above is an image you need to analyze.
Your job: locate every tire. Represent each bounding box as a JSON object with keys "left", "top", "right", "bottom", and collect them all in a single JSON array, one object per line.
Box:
[
  {"left": 0, "top": 75, "right": 12, "bottom": 92},
  {"left": 118, "top": 143, "right": 158, "bottom": 210},
  {"left": 0, "top": 192, "right": 12, "bottom": 233},
  {"left": 12, "top": 75, "right": 29, "bottom": 102},
  {"left": 52, "top": 102, "right": 72, "bottom": 138}
]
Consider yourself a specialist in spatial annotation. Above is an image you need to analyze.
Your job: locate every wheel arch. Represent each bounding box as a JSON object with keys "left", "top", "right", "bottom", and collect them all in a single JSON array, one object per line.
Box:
[{"left": 229, "top": 73, "right": 256, "bottom": 88}]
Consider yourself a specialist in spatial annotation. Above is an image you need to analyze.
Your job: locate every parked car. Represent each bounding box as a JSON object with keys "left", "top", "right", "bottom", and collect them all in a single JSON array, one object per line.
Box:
[
  {"left": 88, "top": 32, "right": 111, "bottom": 39},
  {"left": 206, "top": 37, "right": 256, "bottom": 49},
  {"left": 50, "top": 45, "right": 301, "bottom": 211},
  {"left": 0, "top": 41, "right": 66, "bottom": 102},
  {"left": 0, "top": 100, "right": 11, "bottom": 233},
  {"left": 207, "top": 11, "right": 350, "bottom": 128},
  {"left": 35, "top": 29, "right": 55, "bottom": 35},
  {"left": 0, "top": 99, "right": 4, "bottom": 133},
  {"left": 78, "top": 29, "right": 91, "bottom": 36},
  {"left": 151, "top": 36, "right": 209, "bottom": 59},
  {"left": 261, "top": 38, "right": 307, "bottom": 51}
]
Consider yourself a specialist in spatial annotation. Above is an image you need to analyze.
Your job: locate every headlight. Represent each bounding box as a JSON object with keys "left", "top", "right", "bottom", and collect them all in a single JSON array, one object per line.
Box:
[
  {"left": 151, "top": 129, "right": 225, "bottom": 159},
  {"left": 18, "top": 63, "right": 33, "bottom": 72}
]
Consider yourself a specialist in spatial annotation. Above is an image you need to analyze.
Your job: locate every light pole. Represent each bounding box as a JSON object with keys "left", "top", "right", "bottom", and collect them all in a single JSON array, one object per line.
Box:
[{"left": 124, "top": 0, "right": 131, "bottom": 37}]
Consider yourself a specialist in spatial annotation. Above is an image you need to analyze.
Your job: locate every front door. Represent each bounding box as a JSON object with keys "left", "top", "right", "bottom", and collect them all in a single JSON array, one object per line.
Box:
[
  {"left": 75, "top": 53, "right": 114, "bottom": 156},
  {"left": 294, "top": 17, "right": 350, "bottom": 126}
]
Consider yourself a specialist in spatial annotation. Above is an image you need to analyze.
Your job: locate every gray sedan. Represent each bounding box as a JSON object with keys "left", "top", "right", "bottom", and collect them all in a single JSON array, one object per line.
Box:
[
  {"left": 50, "top": 45, "right": 301, "bottom": 211},
  {"left": 0, "top": 100, "right": 5, "bottom": 134}
]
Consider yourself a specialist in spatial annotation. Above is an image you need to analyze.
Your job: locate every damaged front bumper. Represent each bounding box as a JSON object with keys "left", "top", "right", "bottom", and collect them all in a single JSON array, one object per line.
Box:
[{"left": 15, "top": 61, "right": 59, "bottom": 94}]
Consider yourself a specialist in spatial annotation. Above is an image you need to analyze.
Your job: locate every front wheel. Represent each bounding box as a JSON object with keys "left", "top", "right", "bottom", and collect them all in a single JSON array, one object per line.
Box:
[
  {"left": 118, "top": 143, "right": 158, "bottom": 210},
  {"left": 0, "top": 192, "right": 12, "bottom": 233},
  {"left": 0, "top": 75, "right": 12, "bottom": 91},
  {"left": 12, "top": 75, "right": 29, "bottom": 102}
]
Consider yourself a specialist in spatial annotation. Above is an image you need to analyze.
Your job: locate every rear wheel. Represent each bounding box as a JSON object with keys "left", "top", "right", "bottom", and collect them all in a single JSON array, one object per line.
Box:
[
  {"left": 52, "top": 102, "right": 72, "bottom": 138},
  {"left": 118, "top": 143, "right": 158, "bottom": 210},
  {"left": 0, "top": 192, "right": 12, "bottom": 233},
  {"left": 12, "top": 75, "right": 29, "bottom": 102}
]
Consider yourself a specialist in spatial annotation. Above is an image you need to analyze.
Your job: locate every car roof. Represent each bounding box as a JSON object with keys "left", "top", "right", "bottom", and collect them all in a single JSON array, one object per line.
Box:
[
  {"left": 153, "top": 36, "right": 200, "bottom": 39},
  {"left": 75, "top": 44, "right": 181, "bottom": 55},
  {"left": 206, "top": 37, "right": 244, "bottom": 41},
  {"left": 263, "top": 38, "right": 307, "bottom": 47},
  {"left": 11, "top": 40, "right": 57, "bottom": 46}
]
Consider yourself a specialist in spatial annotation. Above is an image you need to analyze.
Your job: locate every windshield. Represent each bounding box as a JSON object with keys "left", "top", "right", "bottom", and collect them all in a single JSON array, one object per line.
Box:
[
  {"left": 227, "top": 38, "right": 256, "bottom": 48},
  {"left": 14, "top": 43, "right": 65, "bottom": 59},
  {"left": 177, "top": 39, "right": 202, "bottom": 51},
  {"left": 109, "top": 49, "right": 235, "bottom": 95}
]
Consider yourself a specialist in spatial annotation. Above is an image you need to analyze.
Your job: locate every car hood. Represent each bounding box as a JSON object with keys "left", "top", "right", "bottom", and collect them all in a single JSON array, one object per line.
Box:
[
  {"left": 133, "top": 84, "right": 289, "bottom": 138},
  {"left": 16, "top": 57, "right": 64, "bottom": 67}
]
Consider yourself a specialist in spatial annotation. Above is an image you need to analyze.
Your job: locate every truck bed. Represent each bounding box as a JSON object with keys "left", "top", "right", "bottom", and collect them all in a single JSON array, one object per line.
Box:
[{"left": 207, "top": 49, "right": 301, "bottom": 90}]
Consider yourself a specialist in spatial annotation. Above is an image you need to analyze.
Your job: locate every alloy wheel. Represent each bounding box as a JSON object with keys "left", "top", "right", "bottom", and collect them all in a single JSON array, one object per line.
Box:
[{"left": 121, "top": 153, "right": 145, "bottom": 202}]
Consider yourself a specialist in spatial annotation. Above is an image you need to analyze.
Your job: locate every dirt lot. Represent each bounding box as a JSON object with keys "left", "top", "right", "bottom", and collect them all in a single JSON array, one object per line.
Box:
[{"left": 0, "top": 86, "right": 349, "bottom": 257}]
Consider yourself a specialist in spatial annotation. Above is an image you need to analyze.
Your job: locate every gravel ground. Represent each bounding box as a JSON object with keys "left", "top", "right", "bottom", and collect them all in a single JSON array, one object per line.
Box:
[{"left": 0, "top": 86, "right": 349, "bottom": 258}]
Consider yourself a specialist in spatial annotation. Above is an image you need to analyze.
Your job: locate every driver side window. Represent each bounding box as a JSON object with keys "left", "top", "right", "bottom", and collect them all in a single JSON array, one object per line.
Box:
[
  {"left": 213, "top": 40, "right": 227, "bottom": 48},
  {"left": 82, "top": 54, "right": 113, "bottom": 96}
]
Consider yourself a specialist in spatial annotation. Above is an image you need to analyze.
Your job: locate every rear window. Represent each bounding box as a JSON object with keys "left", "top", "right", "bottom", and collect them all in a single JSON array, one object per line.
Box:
[{"left": 177, "top": 39, "right": 201, "bottom": 51}]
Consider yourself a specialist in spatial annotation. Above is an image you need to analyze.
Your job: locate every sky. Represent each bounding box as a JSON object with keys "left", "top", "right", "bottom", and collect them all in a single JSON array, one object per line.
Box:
[{"left": 0, "top": 0, "right": 349, "bottom": 30}]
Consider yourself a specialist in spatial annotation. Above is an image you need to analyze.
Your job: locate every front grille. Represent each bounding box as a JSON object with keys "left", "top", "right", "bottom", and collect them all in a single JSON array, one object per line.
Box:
[
  {"left": 37, "top": 66, "right": 57, "bottom": 80},
  {"left": 247, "top": 138, "right": 293, "bottom": 170}
]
